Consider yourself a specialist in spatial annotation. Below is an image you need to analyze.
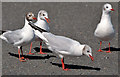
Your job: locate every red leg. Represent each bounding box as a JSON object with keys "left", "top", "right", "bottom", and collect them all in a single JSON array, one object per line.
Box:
[
  {"left": 61, "top": 58, "right": 70, "bottom": 71},
  {"left": 38, "top": 41, "right": 46, "bottom": 54},
  {"left": 18, "top": 48, "right": 21, "bottom": 59},
  {"left": 97, "top": 41, "right": 103, "bottom": 52},
  {"left": 27, "top": 42, "right": 34, "bottom": 55},
  {"left": 21, "top": 49, "right": 24, "bottom": 60},
  {"left": 21, "top": 47, "right": 29, "bottom": 60},
  {"left": 105, "top": 42, "right": 111, "bottom": 53},
  {"left": 18, "top": 47, "right": 26, "bottom": 62}
]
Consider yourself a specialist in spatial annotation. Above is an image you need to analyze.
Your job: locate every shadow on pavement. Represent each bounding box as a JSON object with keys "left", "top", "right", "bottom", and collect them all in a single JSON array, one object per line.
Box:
[
  {"left": 50, "top": 62, "right": 101, "bottom": 71},
  {"left": 102, "top": 47, "right": 120, "bottom": 51},
  {"left": 8, "top": 52, "right": 56, "bottom": 60},
  {"left": 33, "top": 47, "right": 52, "bottom": 53}
]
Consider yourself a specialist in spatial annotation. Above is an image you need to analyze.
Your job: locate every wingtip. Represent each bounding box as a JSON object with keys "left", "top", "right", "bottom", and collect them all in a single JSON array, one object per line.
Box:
[{"left": 0, "top": 30, "right": 6, "bottom": 34}]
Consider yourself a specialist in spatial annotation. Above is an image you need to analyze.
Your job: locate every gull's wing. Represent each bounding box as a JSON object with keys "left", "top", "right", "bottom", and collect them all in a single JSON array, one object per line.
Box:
[
  {"left": 34, "top": 30, "right": 48, "bottom": 42},
  {"left": 29, "top": 22, "right": 47, "bottom": 33},
  {"left": 3, "top": 29, "right": 23, "bottom": 45},
  {"left": 28, "top": 22, "right": 48, "bottom": 42},
  {"left": 42, "top": 32, "right": 79, "bottom": 52}
]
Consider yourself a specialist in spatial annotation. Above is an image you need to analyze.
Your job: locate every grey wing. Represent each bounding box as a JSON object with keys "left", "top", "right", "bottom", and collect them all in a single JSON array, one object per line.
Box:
[
  {"left": 3, "top": 30, "right": 23, "bottom": 44},
  {"left": 43, "top": 32, "right": 78, "bottom": 51}
]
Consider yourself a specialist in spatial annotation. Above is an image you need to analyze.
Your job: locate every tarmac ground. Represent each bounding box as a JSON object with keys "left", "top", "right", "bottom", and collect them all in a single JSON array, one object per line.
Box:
[{"left": 2, "top": 2, "right": 118, "bottom": 75}]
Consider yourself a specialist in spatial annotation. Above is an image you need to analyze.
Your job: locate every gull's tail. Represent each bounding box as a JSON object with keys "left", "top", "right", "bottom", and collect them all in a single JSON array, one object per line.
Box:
[{"left": 0, "top": 30, "right": 8, "bottom": 41}]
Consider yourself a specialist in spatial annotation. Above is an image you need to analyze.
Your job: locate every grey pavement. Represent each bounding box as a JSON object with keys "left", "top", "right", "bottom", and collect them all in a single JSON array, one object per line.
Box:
[{"left": 2, "top": 2, "right": 118, "bottom": 75}]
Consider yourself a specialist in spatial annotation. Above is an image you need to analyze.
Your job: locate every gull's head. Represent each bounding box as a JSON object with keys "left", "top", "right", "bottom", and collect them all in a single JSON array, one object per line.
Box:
[
  {"left": 103, "top": 3, "right": 114, "bottom": 13},
  {"left": 38, "top": 10, "right": 50, "bottom": 23},
  {"left": 26, "top": 12, "right": 37, "bottom": 21},
  {"left": 82, "top": 45, "right": 94, "bottom": 61}
]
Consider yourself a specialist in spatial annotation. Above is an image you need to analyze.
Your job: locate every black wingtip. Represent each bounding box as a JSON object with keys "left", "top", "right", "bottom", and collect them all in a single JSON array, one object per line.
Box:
[
  {"left": 0, "top": 30, "right": 6, "bottom": 34},
  {"left": 28, "top": 22, "right": 48, "bottom": 33}
]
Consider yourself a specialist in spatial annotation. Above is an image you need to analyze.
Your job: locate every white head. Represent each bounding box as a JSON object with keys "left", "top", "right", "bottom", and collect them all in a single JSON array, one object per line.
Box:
[
  {"left": 26, "top": 12, "right": 37, "bottom": 21},
  {"left": 82, "top": 45, "right": 94, "bottom": 61},
  {"left": 103, "top": 3, "right": 114, "bottom": 14},
  {"left": 38, "top": 10, "right": 50, "bottom": 23}
]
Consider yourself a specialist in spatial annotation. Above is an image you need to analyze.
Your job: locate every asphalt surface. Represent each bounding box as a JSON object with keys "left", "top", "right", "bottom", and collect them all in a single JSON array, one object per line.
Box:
[{"left": 2, "top": 2, "right": 118, "bottom": 75}]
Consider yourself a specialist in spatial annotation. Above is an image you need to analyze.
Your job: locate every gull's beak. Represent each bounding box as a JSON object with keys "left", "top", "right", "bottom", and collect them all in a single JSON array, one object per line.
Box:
[
  {"left": 110, "top": 8, "right": 114, "bottom": 11},
  {"left": 32, "top": 17, "right": 37, "bottom": 20},
  {"left": 44, "top": 17, "right": 50, "bottom": 23},
  {"left": 89, "top": 54, "right": 94, "bottom": 61}
]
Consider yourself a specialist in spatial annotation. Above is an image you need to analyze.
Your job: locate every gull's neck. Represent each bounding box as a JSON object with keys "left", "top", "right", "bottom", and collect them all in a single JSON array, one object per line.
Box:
[
  {"left": 100, "top": 10, "right": 111, "bottom": 23},
  {"left": 22, "top": 17, "right": 32, "bottom": 30},
  {"left": 34, "top": 14, "right": 49, "bottom": 31},
  {"left": 36, "top": 16, "right": 47, "bottom": 24}
]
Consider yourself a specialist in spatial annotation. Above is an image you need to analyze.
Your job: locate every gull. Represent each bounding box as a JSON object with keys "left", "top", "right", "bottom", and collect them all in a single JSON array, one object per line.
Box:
[
  {"left": 42, "top": 32, "right": 94, "bottom": 71},
  {"left": 94, "top": 3, "right": 115, "bottom": 53},
  {"left": 28, "top": 10, "right": 50, "bottom": 55},
  {"left": 0, "top": 12, "right": 37, "bottom": 62},
  {"left": 29, "top": 23, "right": 94, "bottom": 71}
]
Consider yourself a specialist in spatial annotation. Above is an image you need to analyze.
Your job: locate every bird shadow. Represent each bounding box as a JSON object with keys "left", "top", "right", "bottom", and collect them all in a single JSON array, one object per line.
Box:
[
  {"left": 8, "top": 52, "right": 56, "bottom": 60},
  {"left": 102, "top": 47, "right": 120, "bottom": 51},
  {"left": 50, "top": 62, "right": 100, "bottom": 71},
  {"left": 33, "top": 47, "right": 52, "bottom": 53}
]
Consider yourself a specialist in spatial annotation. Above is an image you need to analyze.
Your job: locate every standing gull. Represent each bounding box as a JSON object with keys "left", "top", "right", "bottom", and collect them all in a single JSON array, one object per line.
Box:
[
  {"left": 42, "top": 32, "right": 94, "bottom": 70},
  {"left": 94, "top": 3, "right": 115, "bottom": 53},
  {"left": 28, "top": 10, "right": 50, "bottom": 55},
  {"left": 29, "top": 22, "right": 94, "bottom": 71},
  {"left": 0, "top": 12, "right": 37, "bottom": 62}
]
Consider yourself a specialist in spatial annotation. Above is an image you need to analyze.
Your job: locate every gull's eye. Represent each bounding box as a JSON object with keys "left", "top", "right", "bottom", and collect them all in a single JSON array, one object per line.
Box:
[
  {"left": 43, "top": 14, "right": 45, "bottom": 16},
  {"left": 87, "top": 51, "right": 90, "bottom": 53},
  {"left": 29, "top": 14, "right": 32, "bottom": 17},
  {"left": 106, "top": 6, "right": 108, "bottom": 8}
]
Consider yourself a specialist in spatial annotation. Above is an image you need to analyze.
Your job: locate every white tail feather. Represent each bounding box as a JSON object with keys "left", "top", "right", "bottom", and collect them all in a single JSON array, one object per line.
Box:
[{"left": 0, "top": 34, "right": 8, "bottom": 42}]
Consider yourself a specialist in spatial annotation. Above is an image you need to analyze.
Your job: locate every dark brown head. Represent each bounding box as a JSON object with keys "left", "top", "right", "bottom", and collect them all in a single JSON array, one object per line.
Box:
[{"left": 26, "top": 12, "right": 37, "bottom": 21}]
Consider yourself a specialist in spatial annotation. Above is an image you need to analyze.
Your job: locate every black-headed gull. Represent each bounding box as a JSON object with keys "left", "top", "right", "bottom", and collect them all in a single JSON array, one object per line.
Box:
[
  {"left": 29, "top": 21, "right": 94, "bottom": 70},
  {"left": 94, "top": 3, "right": 115, "bottom": 53},
  {"left": 0, "top": 12, "right": 37, "bottom": 62},
  {"left": 28, "top": 10, "right": 50, "bottom": 55},
  {"left": 42, "top": 32, "right": 93, "bottom": 70}
]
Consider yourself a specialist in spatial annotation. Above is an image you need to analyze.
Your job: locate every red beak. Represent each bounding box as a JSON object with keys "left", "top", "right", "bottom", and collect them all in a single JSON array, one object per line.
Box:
[
  {"left": 45, "top": 17, "right": 50, "bottom": 23},
  {"left": 33, "top": 17, "right": 37, "bottom": 20},
  {"left": 110, "top": 9, "right": 114, "bottom": 11},
  {"left": 89, "top": 54, "right": 94, "bottom": 61}
]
